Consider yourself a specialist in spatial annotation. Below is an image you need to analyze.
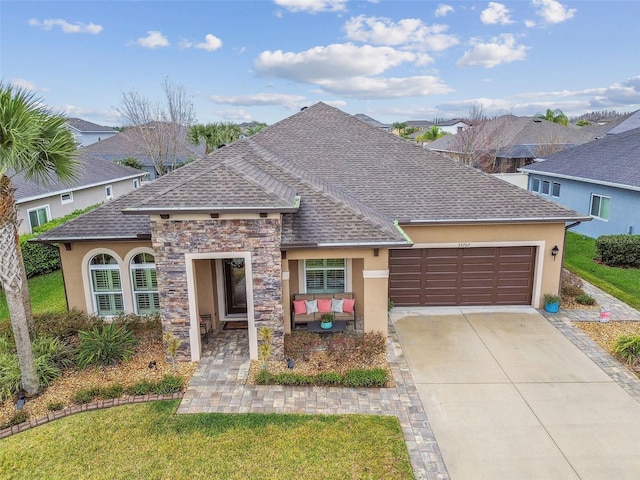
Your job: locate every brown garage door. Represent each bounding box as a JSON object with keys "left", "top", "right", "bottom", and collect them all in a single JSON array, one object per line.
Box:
[{"left": 389, "top": 246, "right": 536, "bottom": 306}]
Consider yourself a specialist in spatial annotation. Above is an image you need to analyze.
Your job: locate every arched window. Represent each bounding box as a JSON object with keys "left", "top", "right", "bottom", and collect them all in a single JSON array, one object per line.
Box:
[
  {"left": 90, "top": 253, "right": 124, "bottom": 316},
  {"left": 130, "top": 252, "right": 160, "bottom": 314}
]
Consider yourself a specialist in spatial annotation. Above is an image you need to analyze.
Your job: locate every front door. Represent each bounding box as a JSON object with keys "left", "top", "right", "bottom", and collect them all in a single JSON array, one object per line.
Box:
[{"left": 223, "top": 258, "right": 247, "bottom": 315}]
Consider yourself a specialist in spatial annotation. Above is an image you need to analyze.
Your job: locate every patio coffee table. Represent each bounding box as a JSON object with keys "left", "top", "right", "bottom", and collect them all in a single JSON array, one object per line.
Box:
[{"left": 306, "top": 320, "right": 347, "bottom": 333}]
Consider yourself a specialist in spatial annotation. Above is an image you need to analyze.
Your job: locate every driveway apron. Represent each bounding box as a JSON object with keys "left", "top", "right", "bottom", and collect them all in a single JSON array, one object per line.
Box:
[{"left": 393, "top": 307, "right": 640, "bottom": 480}]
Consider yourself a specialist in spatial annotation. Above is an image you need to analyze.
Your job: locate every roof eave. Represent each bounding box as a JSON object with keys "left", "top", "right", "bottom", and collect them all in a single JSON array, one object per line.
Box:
[
  {"left": 400, "top": 216, "right": 592, "bottom": 225},
  {"left": 122, "top": 205, "right": 300, "bottom": 215},
  {"left": 518, "top": 170, "right": 640, "bottom": 192}
]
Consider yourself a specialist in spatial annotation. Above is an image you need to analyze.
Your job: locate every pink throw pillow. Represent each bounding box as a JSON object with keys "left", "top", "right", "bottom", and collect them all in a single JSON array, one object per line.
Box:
[
  {"left": 317, "top": 298, "right": 332, "bottom": 313},
  {"left": 342, "top": 298, "right": 355, "bottom": 313},
  {"left": 293, "top": 300, "right": 307, "bottom": 315}
]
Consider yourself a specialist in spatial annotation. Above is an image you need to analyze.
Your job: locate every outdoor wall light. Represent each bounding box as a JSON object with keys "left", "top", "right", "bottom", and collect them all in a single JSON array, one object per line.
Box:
[{"left": 551, "top": 245, "right": 559, "bottom": 260}]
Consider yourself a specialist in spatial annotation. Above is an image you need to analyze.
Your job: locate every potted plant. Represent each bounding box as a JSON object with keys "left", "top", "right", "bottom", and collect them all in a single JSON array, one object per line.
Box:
[
  {"left": 320, "top": 312, "right": 335, "bottom": 329},
  {"left": 544, "top": 293, "right": 561, "bottom": 313}
]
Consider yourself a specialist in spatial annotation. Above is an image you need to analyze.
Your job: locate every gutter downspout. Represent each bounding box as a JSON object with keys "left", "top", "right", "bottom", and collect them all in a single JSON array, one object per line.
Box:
[{"left": 559, "top": 221, "right": 583, "bottom": 294}]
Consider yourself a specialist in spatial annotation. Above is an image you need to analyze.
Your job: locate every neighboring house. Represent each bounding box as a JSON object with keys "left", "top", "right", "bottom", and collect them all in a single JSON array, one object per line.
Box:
[
  {"left": 66, "top": 118, "right": 118, "bottom": 147},
  {"left": 35, "top": 103, "right": 588, "bottom": 363},
  {"left": 520, "top": 127, "right": 640, "bottom": 239},
  {"left": 428, "top": 115, "right": 593, "bottom": 173},
  {"left": 434, "top": 118, "right": 470, "bottom": 135},
  {"left": 14, "top": 153, "right": 146, "bottom": 234},
  {"left": 353, "top": 113, "right": 392, "bottom": 131},
  {"left": 80, "top": 122, "right": 206, "bottom": 180},
  {"left": 404, "top": 120, "right": 433, "bottom": 130}
]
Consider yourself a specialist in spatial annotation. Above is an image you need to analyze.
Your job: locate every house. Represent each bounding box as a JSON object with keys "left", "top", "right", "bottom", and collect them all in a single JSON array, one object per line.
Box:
[
  {"left": 34, "top": 103, "right": 588, "bottom": 363},
  {"left": 353, "top": 113, "right": 392, "bottom": 131},
  {"left": 80, "top": 122, "right": 206, "bottom": 180},
  {"left": 14, "top": 153, "right": 146, "bottom": 234},
  {"left": 66, "top": 118, "right": 118, "bottom": 147},
  {"left": 520, "top": 127, "right": 640, "bottom": 238},
  {"left": 428, "top": 115, "right": 592, "bottom": 173},
  {"left": 434, "top": 118, "right": 470, "bottom": 135}
]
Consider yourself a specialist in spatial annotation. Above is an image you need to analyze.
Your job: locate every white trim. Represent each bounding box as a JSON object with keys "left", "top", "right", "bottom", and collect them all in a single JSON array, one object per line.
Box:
[
  {"left": 363, "top": 269, "right": 389, "bottom": 279},
  {"left": 81, "top": 248, "right": 126, "bottom": 317},
  {"left": 105, "top": 185, "right": 113, "bottom": 200},
  {"left": 519, "top": 170, "right": 640, "bottom": 193},
  {"left": 282, "top": 271, "right": 290, "bottom": 281},
  {"left": 60, "top": 192, "right": 74, "bottom": 205},
  {"left": 125, "top": 247, "right": 159, "bottom": 315},
  {"left": 300, "top": 258, "right": 350, "bottom": 294},
  {"left": 26, "top": 204, "right": 51, "bottom": 232},
  {"left": 397, "top": 241, "right": 545, "bottom": 307},
  {"left": 185, "top": 252, "right": 256, "bottom": 362}
]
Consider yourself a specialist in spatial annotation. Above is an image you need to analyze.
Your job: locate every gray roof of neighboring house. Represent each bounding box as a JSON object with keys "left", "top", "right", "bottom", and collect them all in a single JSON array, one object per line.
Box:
[
  {"left": 66, "top": 118, "right": 117, "bottom": 133},
  {"left": 404, "top": 120, "right": 433, "bottom": 128},
  {"left": 436, "top": 119, "right": 469, "bottom": 127},
  {"left": 37, "top": 103, "right": 586, "bottom": 246},
  {"left": 353, "top": 114, "right": 391, "bottom": 129},
  {"left": 79, "top": 122, "right": 205, "bottom": 168},
  {"left": 428, "top": 115, "right": 593, "bottom": 158},
  {"left": 606, "top": 109, "right": 640, "bottom": 135},
  {"left": 13, "top": 153, "right": 146, "bottom": 203},
  {"left": 520, "top": 127, "right": 640, "bottom": 190}
]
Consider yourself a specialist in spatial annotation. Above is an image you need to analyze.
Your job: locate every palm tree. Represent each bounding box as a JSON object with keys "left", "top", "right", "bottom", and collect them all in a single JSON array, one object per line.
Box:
[
  {"left": 415, "top": 125, "right": 446, "bottom": 144},
  {"left": 244, "top": 123, "right": 267, "bottom": 136},
  {"left": 188, "top": 122, "right": 242, "bottom": 154},
  {"left": 0, "top": 83, "right": 78, "bottom": 396},
  {"left": 537, "top": 108, "right": 569, "bottom": 127}
]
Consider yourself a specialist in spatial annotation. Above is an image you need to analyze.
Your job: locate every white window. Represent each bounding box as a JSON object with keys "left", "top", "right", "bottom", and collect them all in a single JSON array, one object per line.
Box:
[
  {"left": 304, "top": 259, "right": 346, "bottom": 294},
  {"left": 130, "top": 253, "right": 160, "bottom": 315},
  {"left": 590, "top": 194, "right": 610, "bottom": 220},
  {"left": 541, "top": 180, "right": 550, "bottom": 195},
  {"left": 105, "top": 185, "right": 113, "bottom": 200},
  {"left": 551, "top": 182, "right": 561, "bottom": 197},
  {"left": 89, "top": 253, "right": 124, "bottom": 316},
  {"left": 133, "top": 179, "right": 140, "bottom": 189},
  {"left": 60, "top": 192, "right": 74, "bottom": 204},
  {"left": 531, "top": 178, "right": 540, "bottom": 193},
  {"left": 27, "top": 205, "right": 50, "bottom": 232}
]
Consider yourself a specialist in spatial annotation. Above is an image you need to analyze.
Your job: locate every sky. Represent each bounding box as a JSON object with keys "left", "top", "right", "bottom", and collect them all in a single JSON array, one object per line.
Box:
[{"left": 1, "top": 0, "right": 639, "bottom": 127}]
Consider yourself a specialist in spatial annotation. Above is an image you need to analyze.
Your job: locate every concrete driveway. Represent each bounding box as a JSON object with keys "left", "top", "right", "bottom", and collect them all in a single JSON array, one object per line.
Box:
[{"left": 392, "top": 307, "right": 640, "bottom": 480}]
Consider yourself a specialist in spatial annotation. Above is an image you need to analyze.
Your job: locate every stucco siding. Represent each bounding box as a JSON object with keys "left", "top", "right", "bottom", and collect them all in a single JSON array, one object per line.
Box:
[{"left": 527, "top": 174, "right": 639, "bottom": 238}]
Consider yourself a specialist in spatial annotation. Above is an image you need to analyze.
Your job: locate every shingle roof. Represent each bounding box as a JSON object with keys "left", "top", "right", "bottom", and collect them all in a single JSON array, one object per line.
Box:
[
  {"left": 520, "top": 127, "right": 640, "bottom": 189},
  {"left": 13, "top": 153, "right": 146, "bottom": 203},
  {"left": 66, "top": 118, "right": 116, "bottom": 133},
  {"left": 37, "top": 103, "right": 586, "bottom": 245},
  {"left": 79, "top": 122, "right": 205, "bottom": 167},
  {"left": 353, "top": 114, "right": 390, "bottom": 129}
]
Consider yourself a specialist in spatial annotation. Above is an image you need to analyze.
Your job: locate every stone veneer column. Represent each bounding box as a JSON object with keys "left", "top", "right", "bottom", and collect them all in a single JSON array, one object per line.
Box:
[{"left": 151, "top": 218, "right": 284, "bottom": 361}]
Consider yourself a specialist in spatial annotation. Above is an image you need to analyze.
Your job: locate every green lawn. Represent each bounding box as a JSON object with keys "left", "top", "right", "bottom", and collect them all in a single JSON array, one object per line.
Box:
[
  {"left": 0, "top": 400, "right": 413, "bottom": 480},
  {"left": 564, "top": 232, "right": 640, "bottom": 310},
  {"left": 0, "top": 270, "right": 66, "bottom": 322}
]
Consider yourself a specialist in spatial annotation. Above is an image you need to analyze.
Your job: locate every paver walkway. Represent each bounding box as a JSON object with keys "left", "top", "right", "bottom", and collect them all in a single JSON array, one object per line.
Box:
[{"left": 178, "top": 279, "right": 640, "bottom": 480}]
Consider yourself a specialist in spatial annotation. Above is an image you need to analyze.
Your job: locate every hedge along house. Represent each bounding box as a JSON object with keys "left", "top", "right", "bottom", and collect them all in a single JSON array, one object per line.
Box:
[{"left": 35, "top": 103, "right": 589, "bottom": 363}]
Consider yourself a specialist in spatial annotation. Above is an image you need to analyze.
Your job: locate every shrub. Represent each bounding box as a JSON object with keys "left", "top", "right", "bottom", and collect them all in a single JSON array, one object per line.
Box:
[
  {"left": 284, "top": 332, "right": 322, "bottom": 361},
  {"left": 0, "top": 411, "right": 28, "bottom": 430},
  {"left": 0, "top": 352, "right": 21, "bottom": 402},
  {"left": 77, "top": 323, "right": 138, "bottom": 368},
  {"left": 343, "top": 369, "right": 388, "bottom": 388},
  {"left": 325, "top": 334, "right": 357, "bottom": 362},
  {"left": 31, "top": 335, "right": 75, "bottom": 369},
  {"left": 575, "top": 294, "right": 596, "bottom": 306},
  {"left": 111, "top": 312, "right": 162, "bottom": 336},
  {"left": 34, "top": 354, "right": 61, "bottom": 387},
  {"left": 561, "top": 270, "right": 584, "bottom": 298},
  {"left": 613, "top": 335, "right": 640, "bottom": 367},
  {"left": 73, "top": 387, "right": 101, "bottom": 404},
  {"left": 596, "top": 234, "right": 640, "bottom": 268},
  {"left": 31, "top": 310, "right": 100, "bottom": 339},
  {"left": 128, "top": 380, "right": 154, "bottom": 396},
  {"left": 101, "top": 384, "right": 125, "bottom": 399},
  {"left": 47, "top": 401, "right": 64, "bottom": 411},
  {"left": 154, "top": 375, "right": 183, "bottom": 394}
]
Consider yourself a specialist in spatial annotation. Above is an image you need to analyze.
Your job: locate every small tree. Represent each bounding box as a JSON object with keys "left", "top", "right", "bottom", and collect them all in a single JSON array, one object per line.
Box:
[
  {"left": 188, "top": 122, "right": 242, "bottom": 154},
  {"left": 258, "top": 327, "right": 273, "bottom": 369},
  {"left": 536, "top": 108, "right": 568, "bottom": 127},
  {"left": 416, "top": 125, "right": 446, "bottom": 144},
  {"left": 163, "top": 332, "right": 182, "bottom": 372}
]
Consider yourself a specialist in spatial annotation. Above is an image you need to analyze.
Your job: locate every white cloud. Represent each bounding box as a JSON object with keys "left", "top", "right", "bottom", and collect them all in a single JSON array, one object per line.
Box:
[
  {"left": 216, "top": 109, "right": 253, "bottom": 122},
  {"left": 322, "top": 100, "right": 347, "bottom": 108},
  {"left": 435, "top": 4, "right": 454, "bottom": 17},
  {"left": 28, "top": 18, "right": 102, "bottom": 34},
  {"left": 209, "top": 93, "right": 306, "bottom": 108},
  {"left": 61, "top": 105, "right": 121, "bottom": 125},
  {"left": 255, "top": 44, "right": 420, "bottom": 82},
  {"left": 524, "top": 19, "right": 536, "bottom": 28},
  {"left": 532, "top": 0, "right": 576, "bottom": 24},
  {"left": 194, "top": 34, "right": 223, "bottom": 52},
  {"left": 344, "top": 15, "right": 458, "bottom": 52},
  {"left": 274, "top": 0, "right": 347, "bottom": 13},
  {"left": 456, "top": 34, "right": 529, "bottom": 68},
  {"left": 10, "top": 78, "right": 48, "bottom": 92},
  {"left": 137, "top": 31, "right": 169, "bottom": 48},
  {"left": 314, "top": 75, "right": 453, "bottom": 98},
  {"left": 480, "top": 2, "right": 513, "bottom": 25}
]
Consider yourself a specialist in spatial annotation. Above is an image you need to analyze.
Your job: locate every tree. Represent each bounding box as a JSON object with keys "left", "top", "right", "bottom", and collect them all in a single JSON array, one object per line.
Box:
[
  {"left": 244, "top": 122, "right": 267, "bottom": 137},
  {"left": 537, "top": 108, "right": 568, "bottom": 127},
  {"left": 115, "top": 156, "right": 144, "bottom": 170},
  {"left": 0, "top": 83, "right": 78, "bottom": 396},
  {"left": 415, "top": 125, "right": 446, "bottom": 144},
  {"left": 117, "top": 78, "right": 196, "bottom": 175},
  {"left": 188, "top": 122, "right": 242, "bottom": 154}
]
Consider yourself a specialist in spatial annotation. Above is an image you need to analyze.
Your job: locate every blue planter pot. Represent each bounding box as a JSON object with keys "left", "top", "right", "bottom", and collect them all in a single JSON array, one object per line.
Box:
[
  {"left": 320, "top": 321, "right": 333, "bottom": 330},
  {"left": 544, "top": 302, "right": 560, "bottom": 313}
]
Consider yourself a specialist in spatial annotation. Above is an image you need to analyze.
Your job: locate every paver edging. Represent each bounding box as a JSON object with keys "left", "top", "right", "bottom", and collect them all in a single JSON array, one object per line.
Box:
[{"left": 0, "top": 392, "right": 183, "bottom": 440}]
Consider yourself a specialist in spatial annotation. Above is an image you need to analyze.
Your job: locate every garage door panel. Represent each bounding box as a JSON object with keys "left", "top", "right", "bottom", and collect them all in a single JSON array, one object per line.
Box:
[{"left": 389, "top": 246, "right": 535, "bottom": 307}]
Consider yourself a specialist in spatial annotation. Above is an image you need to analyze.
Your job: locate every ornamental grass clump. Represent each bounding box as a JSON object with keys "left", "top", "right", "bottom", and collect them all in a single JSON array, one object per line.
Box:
[
  {"left": 77, "top": 323, "right": 138, "bottom": 369},
  {"left": 613, "top": 335, "right": 640, "bottom": 368}
]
